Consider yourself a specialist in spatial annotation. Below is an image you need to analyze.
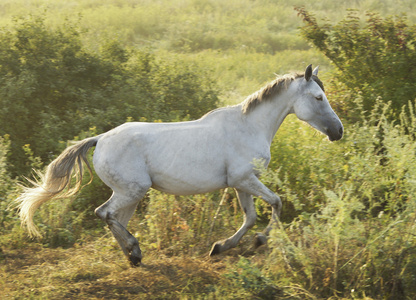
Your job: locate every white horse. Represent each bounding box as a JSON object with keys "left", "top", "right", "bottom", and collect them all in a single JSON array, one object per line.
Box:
[{"left": 16, "top": 64, "right": 343, "bottom": 266}]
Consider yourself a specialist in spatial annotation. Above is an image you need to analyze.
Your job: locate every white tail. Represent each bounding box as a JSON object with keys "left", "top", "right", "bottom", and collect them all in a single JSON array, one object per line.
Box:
[{"left": 16, "top": 136, "right": 101, "bottom": 237}]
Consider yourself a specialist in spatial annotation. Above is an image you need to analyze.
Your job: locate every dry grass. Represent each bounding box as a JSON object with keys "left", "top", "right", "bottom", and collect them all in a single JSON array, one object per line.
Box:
[{"left": 0, "top": 233, "right": 269, "bottom": 299}]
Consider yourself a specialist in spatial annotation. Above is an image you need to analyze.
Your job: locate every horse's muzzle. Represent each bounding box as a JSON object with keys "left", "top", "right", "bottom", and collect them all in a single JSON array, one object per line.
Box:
[{"left": 328, "top": 125, "right": 344, "bottom": 141}]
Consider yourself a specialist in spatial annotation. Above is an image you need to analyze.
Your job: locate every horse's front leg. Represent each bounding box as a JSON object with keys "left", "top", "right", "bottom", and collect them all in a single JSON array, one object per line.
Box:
[
  {"left": 235, "top": 173, "right": 282, "bottom": 248},
  {"left": 209, "top": 189, "right": 256, "bottom": 256}
]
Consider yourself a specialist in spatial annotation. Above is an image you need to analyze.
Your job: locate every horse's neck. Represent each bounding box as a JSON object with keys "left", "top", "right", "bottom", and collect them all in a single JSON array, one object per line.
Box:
[{"left": 243, "top": 92, "right": 294, "bottom": 145}]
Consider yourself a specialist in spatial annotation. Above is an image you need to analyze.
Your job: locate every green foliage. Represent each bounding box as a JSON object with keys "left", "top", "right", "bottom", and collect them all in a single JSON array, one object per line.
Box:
[
  {"left": 3, "top": 0, "right": 413, "bottom": 54},
  {"left": 0, "top": 15, "right": 219, "bottom": 176},
  {"left": 265, "top": 191, "right": 416, "bottom": 299},
  {"left": 255, "top": 99, "right": 416, "bottom": 299},
  {"left": 0, "top": 136, "right": 17, "bottom": 234},
  {"left": 265, "top": 97, "right": 416, "bottom": 222},
  {"left": 296, "top": 7, "right": 416, "bottom": 116},
  {"left": 35, "top": 198, "right": 89, "bottom": 248},
  {"left": 223, "top": 257, "right": 280, "bottom": 299},
  {"left": 0, "top": 15, "right": 114, "bottom": 174}
]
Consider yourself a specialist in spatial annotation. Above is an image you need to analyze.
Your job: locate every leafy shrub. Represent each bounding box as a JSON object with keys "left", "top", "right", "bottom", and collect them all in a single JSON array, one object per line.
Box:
[
  {"left": 0, "top": 15, "right": 116, "bottom": 175},
  {"left": 257, "top": 99, "right": 416, "bottom": 299},
  {"left": 0, "top": 15, "right": 219, "bottom": 177},
  {"left": 222, "top": 257, "right": 281, "bottom": 299},
  {"left": 0, "top": 136, "right": 17, "bottom": 234},
  {"left": 296, "top": 7, "right": 416, "bottom": 117},
  {"left": 0, "top": 136, "right": 34, "bottom": 249}
]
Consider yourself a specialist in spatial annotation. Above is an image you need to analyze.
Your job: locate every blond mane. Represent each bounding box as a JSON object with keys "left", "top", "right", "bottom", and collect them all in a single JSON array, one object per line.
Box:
[{"left": 241, "top": 72, "right": 324, "bottom": 114}]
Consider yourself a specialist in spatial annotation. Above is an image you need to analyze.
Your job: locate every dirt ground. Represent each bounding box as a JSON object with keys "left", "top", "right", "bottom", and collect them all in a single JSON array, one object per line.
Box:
[{"left": 0, "top": 238, "right": 269, "bottom": 299}]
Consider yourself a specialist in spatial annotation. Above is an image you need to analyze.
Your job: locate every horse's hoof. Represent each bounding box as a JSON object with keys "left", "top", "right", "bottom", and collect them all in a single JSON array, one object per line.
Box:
[
  {"left": 253, "top": 233, "right": 268, "bottom": 249},
  {"left": 129, "top": 255, "right": 142, "bottom": 267},
  {"left": 209, "top": 243, "right": 222, "bottom": 256}
]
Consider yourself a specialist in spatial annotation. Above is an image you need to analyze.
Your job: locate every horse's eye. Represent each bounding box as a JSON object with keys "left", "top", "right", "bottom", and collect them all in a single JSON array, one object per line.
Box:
[{"left": 315, "top": 95, "right": 323, "bottom": 101}]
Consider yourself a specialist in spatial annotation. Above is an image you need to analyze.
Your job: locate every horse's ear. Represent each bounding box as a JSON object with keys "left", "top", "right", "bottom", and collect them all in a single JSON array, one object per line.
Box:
[
  {"left": 313, "top": 65, "right": 319, "bottom": 76},
  {"left": 305, "top": 64, "right": 313, "bottom": 81}
]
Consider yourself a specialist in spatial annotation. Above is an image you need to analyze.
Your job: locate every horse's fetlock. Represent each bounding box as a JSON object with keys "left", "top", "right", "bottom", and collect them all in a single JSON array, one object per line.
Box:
[
  {"left": 253, "top": 233, "right": 268, "bottom": 248},
  {"left": 126, "top": 237, "right": 138, "bottom": 250},
  {"left": 209, "top": 242, "right": 223, "bottom": 256}
]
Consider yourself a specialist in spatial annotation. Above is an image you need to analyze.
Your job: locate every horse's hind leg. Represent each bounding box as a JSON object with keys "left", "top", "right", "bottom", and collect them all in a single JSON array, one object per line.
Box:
[
  {"left": 95, "top": 187, "right": 149, "bottom": 266},
  {"left": 209, "top": 189, "right": 257, "bottom": 256}
]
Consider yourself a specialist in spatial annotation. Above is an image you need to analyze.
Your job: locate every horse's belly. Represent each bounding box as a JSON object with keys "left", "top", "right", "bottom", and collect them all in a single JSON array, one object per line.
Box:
[
  {"left": 150, "top": 165, "right": 227, "bottom": 195},
  {"left": 145, "top": 138, "right": 229, "bottom": 194}
]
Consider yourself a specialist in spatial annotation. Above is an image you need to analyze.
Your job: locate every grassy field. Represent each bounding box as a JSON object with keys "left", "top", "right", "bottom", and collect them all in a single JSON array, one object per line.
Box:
[
  {"left": 1, "top": 213, "right": 274, "bottom": 299},
  {"left": 0, "top": 228, "right": 235, "bottom": 299},
  {"left": 1, "top": 0, "right": 415, "bottom": 103},
  {"left": 2, "top": 0, "right": 416, "bottom": 299}
]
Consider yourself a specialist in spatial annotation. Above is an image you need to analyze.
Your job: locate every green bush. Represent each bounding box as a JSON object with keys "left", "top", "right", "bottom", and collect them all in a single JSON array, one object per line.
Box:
[
  {"left": 0, "top": 135, "right": 34, "bottom": 249},
  {"left": 0, "top": 136, "right": 17, "bottom": 234},
  {"left": 223, "top": 257, "right": 280, "bottom": 299},
  {"left": 256, "top": 99, "right": 416, "bottom": 299},
  {"left": 296, "top": 7, "right": 416, "bottom": 117},
  {"left": 0, "top": 15, "right": 219, "bottom": 177}
]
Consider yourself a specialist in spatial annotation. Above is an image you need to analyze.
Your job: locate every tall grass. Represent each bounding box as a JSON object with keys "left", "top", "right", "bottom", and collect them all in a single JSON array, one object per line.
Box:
[
  {"left": 1, "top": 0, "right": 415, "bottom": 53},
  {"left": 163, "top": 48, "right": 329, "bottom": 105},
  {"left": 0, "top": 0, "right": 414, "bottom": 105}
]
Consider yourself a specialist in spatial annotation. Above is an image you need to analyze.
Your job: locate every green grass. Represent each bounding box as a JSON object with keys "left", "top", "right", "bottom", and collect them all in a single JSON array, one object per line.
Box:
[{"left": 1, "top": 0, "right": 414, "bottom": 104}]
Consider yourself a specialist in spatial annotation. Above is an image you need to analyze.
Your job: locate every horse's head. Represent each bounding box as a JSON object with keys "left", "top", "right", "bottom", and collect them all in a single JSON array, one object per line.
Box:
[{"left": 292, "top": 64, "right": 343, "bottom": 141}]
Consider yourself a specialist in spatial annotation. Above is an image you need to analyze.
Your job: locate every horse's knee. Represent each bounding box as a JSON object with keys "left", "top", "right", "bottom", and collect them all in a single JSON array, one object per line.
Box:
[
  {"left": 276, "top": 195, "right": 282, "bottom": 215},
  {"left": 273, "top": 194, "right": 282, "bottom": 206},
  {"left": 246, "top": 209, "right": 257, "bottom": 228},
  {"left": 269, "top": 194, "right": 282, "bottom": 215}
]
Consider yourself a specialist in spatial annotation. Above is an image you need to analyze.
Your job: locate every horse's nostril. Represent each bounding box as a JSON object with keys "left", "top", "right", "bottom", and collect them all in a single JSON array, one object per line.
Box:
[{"left": 339, "top": 127, "right": 343, "bottom": 136}]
